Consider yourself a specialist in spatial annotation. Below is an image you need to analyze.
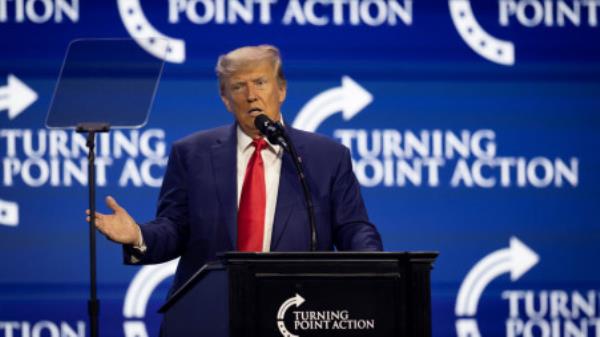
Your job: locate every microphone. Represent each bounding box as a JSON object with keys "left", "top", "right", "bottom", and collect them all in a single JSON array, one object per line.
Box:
[
  {"left": 253, "top": 114, "right": 289, "bottom": 151},
  {"left": 253, "top": 114, "right": 318, "bottom": 252}
]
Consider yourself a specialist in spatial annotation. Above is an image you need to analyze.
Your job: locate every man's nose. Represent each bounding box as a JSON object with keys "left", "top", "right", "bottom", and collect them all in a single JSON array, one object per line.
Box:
[{"left": 246, "top": 84, "right": 258, "bottom": 101}]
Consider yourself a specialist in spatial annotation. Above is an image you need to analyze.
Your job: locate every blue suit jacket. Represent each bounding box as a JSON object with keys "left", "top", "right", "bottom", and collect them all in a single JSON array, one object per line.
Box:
[{"left": 125, "top": 124, "right": 382, "bottom": 294}]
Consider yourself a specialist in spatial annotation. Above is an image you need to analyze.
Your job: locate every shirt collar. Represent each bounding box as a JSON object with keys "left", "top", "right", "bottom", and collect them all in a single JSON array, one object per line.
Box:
[{"left": 236, "top": 117, "right": 285, "bottom": 155}]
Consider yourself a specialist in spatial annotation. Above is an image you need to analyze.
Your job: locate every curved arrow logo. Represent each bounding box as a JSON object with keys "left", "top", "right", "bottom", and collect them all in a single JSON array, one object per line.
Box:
[
  {"left": 117, "top": 0, "right": 186, "bottom": 63},
  {"left": 455, "top": 236, "right": 539, "bottom": 337},
  {"left": 0, "top": 74, "right": 38, "bottom": 120},
  {"left": 449, "top": 0, "right": 515, "bottom": 66},
  {"left": 292, "top": 76, "right": 372, "bottom": 132},
  {"left": 277, "top": 293, "right": 305, "bottom": 337},
  {"left": 123, "top": 258, "right": 179, "bottom": 337}
]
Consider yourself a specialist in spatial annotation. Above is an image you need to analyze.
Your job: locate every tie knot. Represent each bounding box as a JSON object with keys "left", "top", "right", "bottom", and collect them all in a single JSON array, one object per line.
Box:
[{"left": 252, "top": 138, "right": 268, "bottom": 151}]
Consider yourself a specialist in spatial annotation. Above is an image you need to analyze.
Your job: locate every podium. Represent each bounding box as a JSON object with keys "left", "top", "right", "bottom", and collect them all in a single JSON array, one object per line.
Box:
[{"left": 159, "top": 252, "right": 437, "bottom": 337}]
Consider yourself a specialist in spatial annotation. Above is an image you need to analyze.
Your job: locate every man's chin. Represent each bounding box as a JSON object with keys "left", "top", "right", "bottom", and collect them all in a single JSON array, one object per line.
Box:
[{"left": 239, "top": 122, "right": 262, "bottom": 139}]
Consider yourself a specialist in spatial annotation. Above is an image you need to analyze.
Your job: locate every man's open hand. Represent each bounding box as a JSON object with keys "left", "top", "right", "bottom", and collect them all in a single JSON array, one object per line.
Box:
[{"left": 86, "top": 196, "right": 141, "bottom": 245}]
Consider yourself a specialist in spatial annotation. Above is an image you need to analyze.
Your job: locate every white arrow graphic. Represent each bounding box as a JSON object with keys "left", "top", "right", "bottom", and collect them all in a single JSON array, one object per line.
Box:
[
  {"left": 117, "top": 0, "right": 186, "bottom": 63},
  {"left": 292, "top": 76, "right": 372, "bottom": 132},
  {"left": 0, "top": 74, "right": 38, "bottom": 120},
  {"left": 455, "top": 318, "right": 481, "bottom": 337},
  {"left": 0, "top": 199, "right": 19, "bottom": 227},
  {"left": 123, "top": 258, "right": 179, "bottom": 337},
  {"left": 455, "top": 237, "right": 539, "bottom": 317},
  {"left": 277, "top": 293, "right": 305, "bottom": 337},
  {"left": 449, "top": 0, "right": 515, "bottom": 66}
]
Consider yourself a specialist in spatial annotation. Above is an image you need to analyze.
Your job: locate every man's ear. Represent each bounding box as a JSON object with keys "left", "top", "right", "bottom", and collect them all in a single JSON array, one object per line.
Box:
[
  {"left": 278, "top": 83, "right": 287, "bottom": 104},
  {"left": 220, "top": 94, "right": 233, "bottom": 112}
]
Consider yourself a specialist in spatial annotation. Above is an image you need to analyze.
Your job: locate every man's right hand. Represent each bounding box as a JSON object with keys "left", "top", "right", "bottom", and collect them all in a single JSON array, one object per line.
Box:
[{"left": 86, "top": 196, "right": 142, "bottom": 246}]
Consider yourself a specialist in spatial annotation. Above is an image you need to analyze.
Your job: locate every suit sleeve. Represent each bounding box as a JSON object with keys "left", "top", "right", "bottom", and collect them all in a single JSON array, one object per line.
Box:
[
  {"left": 331, "top": 147, "right": 383, "bottom": 251},
  {"left": 124, "top": 142, "right": 190, "bottom": 264}
]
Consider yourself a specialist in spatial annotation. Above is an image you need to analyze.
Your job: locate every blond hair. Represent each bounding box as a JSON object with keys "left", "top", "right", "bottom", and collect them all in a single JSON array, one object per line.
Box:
[{"left": 216, "top": 45, "right": 286, "bottom": 95}]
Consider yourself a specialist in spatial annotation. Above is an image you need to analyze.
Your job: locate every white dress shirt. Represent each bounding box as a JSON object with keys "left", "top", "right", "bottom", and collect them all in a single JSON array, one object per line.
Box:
[{"left": 236, "top": 126, "right": 283, "bottom": 252}]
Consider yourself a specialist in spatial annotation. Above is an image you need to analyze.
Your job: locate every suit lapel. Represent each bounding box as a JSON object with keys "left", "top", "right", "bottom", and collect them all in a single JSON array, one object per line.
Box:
[
  {"left": 271, "top": 129, "right": 305, "bottom": 250},
  {"left": 210, "top": 124, "right": 238, "bottom": 249}
]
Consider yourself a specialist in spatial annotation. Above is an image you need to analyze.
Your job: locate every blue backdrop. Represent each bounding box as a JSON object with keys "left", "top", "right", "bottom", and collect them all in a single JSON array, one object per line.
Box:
[{"left": 1, "top": 1, "right": 599, "bottom": 337}]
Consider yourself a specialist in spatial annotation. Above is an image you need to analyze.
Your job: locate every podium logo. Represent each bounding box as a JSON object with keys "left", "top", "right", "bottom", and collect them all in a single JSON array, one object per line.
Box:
[
  {"left": 277, "top": 293, "right": 375, "bottom": 337},
  {"left": 122, "top": 259, "right": 178, "bottom": 337},
  {"left": 277, "top": 294, "right": 306, "bottom": 337}
]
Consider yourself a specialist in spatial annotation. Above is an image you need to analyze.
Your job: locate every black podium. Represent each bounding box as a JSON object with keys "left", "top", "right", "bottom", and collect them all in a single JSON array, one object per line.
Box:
[{"left": 159, "top": 252, "right": 437, "bottom": 337}]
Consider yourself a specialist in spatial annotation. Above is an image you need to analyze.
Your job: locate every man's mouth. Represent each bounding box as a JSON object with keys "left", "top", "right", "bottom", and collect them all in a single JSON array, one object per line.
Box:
[{"left": 248, "top": 108, "right": 263, "bottom": 115}]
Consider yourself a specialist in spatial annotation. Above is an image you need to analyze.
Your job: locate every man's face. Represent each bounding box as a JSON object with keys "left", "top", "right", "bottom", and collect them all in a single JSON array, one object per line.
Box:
[{"left": 220, "top": 61, "right": 287, "bottom": 138}]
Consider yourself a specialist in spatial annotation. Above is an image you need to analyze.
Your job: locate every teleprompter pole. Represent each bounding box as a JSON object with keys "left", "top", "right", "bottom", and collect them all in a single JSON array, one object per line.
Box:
[{"left": 77, "top": 122, "right": 109, "bottom": 337}]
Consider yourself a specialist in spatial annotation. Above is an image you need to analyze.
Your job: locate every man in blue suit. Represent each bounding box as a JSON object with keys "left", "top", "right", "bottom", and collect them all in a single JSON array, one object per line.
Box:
[{"left": 88, "top": 45, "right": 382, "bottom": 294}]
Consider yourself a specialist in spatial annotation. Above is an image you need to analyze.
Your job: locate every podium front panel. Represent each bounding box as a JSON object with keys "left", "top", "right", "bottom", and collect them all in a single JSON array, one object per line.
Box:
[
  {"left": 225, "top": 253, "right": 428, "bottom": 337},
  {"left": 161, "top": 252, "right": 436, "bottom": 337}
]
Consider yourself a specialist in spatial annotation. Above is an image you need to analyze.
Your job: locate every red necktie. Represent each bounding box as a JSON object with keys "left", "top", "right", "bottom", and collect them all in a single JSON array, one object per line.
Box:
[{"left": 237, "top": 138, "right": 267, "bottom": 252}]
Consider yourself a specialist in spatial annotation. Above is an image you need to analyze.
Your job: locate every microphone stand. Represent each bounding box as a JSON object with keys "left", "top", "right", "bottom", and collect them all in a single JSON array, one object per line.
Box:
[
  {"left": 278, "top": 129, "right": 318, "bottom": 252},
  {"left": 254, "top": 115, "right": 318, "bottom": 251},
  {"left": 284, "top": 133, "right": 317, "bottom": 252}
]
